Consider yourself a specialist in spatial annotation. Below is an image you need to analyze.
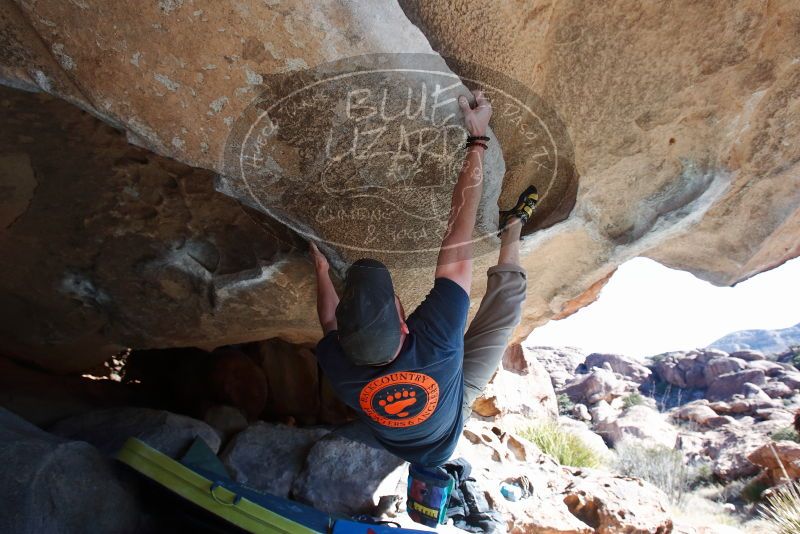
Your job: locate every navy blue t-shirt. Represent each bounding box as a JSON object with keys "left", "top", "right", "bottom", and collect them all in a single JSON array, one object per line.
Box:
[{"left": 316, "top": 277, "right": 470, "bottom": 467}]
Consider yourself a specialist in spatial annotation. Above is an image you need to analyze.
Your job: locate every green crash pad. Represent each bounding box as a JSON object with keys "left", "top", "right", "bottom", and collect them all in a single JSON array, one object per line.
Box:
[
  {"left": 117, "top": 437, "right": 430, "bottom": 534},
  {"left": 117, "top": 437, "right": 332, "bottom": 533}
]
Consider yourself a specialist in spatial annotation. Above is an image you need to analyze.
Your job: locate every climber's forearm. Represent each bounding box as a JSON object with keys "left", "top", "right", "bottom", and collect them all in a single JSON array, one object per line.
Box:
[
  {"left": 434, "top": 146, "right": 484, "bottom": 292},
  {"left": 315, "top": 266, "right": 339, "bottom": 334}
]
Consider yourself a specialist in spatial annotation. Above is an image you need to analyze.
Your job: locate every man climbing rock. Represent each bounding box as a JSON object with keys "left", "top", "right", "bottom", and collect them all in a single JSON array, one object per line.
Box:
[{"left": 309, "top": 89, "right": 537, "bottom": 468}]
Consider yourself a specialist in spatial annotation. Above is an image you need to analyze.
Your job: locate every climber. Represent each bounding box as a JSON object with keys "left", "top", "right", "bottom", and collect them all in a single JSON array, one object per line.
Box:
[{"left": 309, "top": 89, "right": 538, "bottom": 469}]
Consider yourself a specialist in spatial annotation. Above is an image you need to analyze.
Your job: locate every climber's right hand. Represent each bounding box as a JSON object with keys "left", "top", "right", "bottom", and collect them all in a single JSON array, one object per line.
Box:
[{"left": 458, "top": 89, "right": 492, "bottom": 137}]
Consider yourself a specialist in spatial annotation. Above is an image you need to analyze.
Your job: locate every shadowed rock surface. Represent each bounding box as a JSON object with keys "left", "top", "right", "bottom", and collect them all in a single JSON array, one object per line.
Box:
[
  {"left": 49, "top": 407, "right": 221, "bottom": 457},
  {"left": 0, "top": 408, "right": 144, "bottom": 533}
]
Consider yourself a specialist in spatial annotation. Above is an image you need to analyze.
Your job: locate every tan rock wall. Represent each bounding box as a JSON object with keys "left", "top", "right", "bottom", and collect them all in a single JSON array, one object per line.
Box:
[
  {"left": 1, "top": 0, "right": 799, "bottom": 369},
  {"left": 401, "top": 0, "right": 800, "bottom": 337}
]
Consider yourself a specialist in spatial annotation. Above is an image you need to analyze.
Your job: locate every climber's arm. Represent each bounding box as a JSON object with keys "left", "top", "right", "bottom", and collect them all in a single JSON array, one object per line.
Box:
[
  {"left": 434, "top": 90, "right": 492, "bottom": 293},
  {"left": 310, "top": 242, "right": 339, "bottom": 334}
]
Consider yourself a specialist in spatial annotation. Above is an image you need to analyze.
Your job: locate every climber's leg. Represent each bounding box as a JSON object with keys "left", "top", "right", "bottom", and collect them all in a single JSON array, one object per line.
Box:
[{"left": 461, "top": 218, "right": 526, "bottom": 420}]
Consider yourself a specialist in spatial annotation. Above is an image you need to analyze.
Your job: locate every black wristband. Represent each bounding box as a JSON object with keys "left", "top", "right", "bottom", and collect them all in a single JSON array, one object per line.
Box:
[
  {"left": 467, "top": 135, "right": 490, "bottom": 142},
  {"left": 465, "top": 141, "right": 488, "bottom": 150}
]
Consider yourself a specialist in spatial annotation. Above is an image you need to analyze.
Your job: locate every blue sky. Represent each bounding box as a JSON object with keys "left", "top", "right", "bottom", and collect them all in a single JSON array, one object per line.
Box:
[{"left": 526, "top": 256, "right": 800, "bottom": 358}]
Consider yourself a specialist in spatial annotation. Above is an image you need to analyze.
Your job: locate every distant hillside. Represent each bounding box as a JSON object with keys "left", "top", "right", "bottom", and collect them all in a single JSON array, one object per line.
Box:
[{"left": 708, "top": 322, "right": 800, "bottom": 354}]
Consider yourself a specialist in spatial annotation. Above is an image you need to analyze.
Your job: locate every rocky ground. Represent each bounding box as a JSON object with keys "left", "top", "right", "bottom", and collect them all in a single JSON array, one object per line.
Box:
[
  {"left": 2, "top": 340, "right": 798, "bottom": 532},
  {"left": 530, "top": 344, "right": 800, "bottom": 533}
]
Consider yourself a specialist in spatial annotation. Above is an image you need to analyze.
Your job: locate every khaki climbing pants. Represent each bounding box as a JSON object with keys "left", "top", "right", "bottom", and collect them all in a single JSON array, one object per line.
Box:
[{"left": 461, "top": 263, "right": 527, "bottom": 420}]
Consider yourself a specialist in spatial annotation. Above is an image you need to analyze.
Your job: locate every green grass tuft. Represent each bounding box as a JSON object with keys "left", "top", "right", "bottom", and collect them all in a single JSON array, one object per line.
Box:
[
  {"left": 789, "top": 345, "right": 800, "bottom": 370},
  {"left": 622, "top": 392, "right": 646, "bottom": 410},
  {"left": 520, "top": 422, "right": 602, "bottom": 468},
  {"left": 772, "top": 426, "right": 800, "bottom": 443}
]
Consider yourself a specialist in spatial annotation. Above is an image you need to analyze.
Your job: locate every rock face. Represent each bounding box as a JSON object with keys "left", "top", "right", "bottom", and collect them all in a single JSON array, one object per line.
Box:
[
  {"left": 585, "top": 353, "right": 652, "bottom": 384},
  {"left": 221, "top": 422, "right": 329, "bottom": 498},
  {"left": 292, "top": 434, "right": 407, "bottom": 516},
  {"left": 0, "top": 1, "right": 798, "bottom": 370},
  {"left": 651, "top": 348, "right": 794, "bottom": 405},
  {"left": 706, "top": 369, "right": 766, "bottom": 400},
  {"left": 747, "top": 441, "right": 800, "bottom": 486},
  {"left": 595, "top": 405, "right": 678, "bottom": 449},
  {"left": 49, "top": 407, "right": 221, "bottom": 457},
  {"left": 0, "top": 86, "right": 314, "bottom": 371},
  {"left": 528, "top": 346, "right": 588, "bottom": 390},
  {"left": 472, "top": 344, "right": 558, "bottom": 422},
  {"left": 0, "top": 408, "right": 143, "bottom": 533},
  {"left": 560, "top": 367, "right": 629, "bottom": 406},
  {"left": 454, "top": 419, "right": 673, "bottom": 534},
  {"left": 401, "top": 0, "right": 800, "bottom": 335},
  {"left": 562, "top": 474, "right": 673, "bottom": 534},
  {"left": 673, "top": 403, "right": 719, "bottom": 426}
]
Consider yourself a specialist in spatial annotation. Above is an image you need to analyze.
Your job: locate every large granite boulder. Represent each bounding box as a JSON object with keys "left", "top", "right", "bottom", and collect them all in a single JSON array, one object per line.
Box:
[
  {"left": 0, "top": 408, "right": 143, "bottom": 533},
  {"left": 49, "top": 407, "right": 221, "bottom": 457},
  {"left": 707, "top": 424, "right": 768, "bottom": 481},
  {"left": 745, "top": 359, "right": 786, "bottom": 377},
  {"left": 595, "top": 405, "right": 678, "bottom": 449},
  {"left": 747, "top": 441, "right": 800, "bottom": 486},
  {"left": 560, "top": 367, "right": 628, "bottom": 406},
  {"left": 703, "top": 357, "right": 747, "bottom": 385},
  {"left": 730, "top": 350, "right": 766, "bottom": 362},
  {"left": 706, "top": 369, "right": 767, "bottom": 400},
  {"left": 562, "top": 473, "right": 673, "bottom": 534},
  {"left": 472, "top": 344, "right": 558, "bottom": 422},
  {"left": 527, "top": 346, "right": 588, "bottom": 390},
  {"left": 584, "top": 353, "right": 652, "bottom": 384},
  {"left": 762, "top": 380, "right": 796, "bottom": 399},
  {"left": 672, "top": 402, "right": 719, "bottom": 426},
  {"left": 775, "top": 371, "right": 800, "bottom": 390},
  {"left": 653, "top": 351, "right": 709, "bottom": 389},
  {"left": 291, "top": 434, "right": 407, "bottom": 516},
  {"left": 221, "top": 422, "right": 329, "bottom": 498}
]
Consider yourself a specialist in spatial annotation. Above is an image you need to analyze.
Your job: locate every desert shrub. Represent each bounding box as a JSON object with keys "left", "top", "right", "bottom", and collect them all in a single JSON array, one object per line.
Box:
[
  {"left": 772, "top": 426, "right": 800, "bottom": 443},
  {"left": 718, "top": 478, "right": 749, "bottom": 505},
  {"left": 520, "top": 422, "right": 601, "bottom": 468},
  {"left": 689, "top": 463, "right": 716, "bottom": 489},
  {"left": 622, "top": 392, "right": 646, "bottom": 410},
  {"left": 556, "top": 393, "right": 575, "bottom": 416},
  {"left": 788, "top": 345, "right": 800, "bottom": 369},
  {"left": 759, "top": 480, "right": 800, "bottom": 534},
  {"left": 614, "top": 441, "right": 689, "bottom": 505},
  {"left": 741, "top": 477, "right": 771, "bottom": 503}
]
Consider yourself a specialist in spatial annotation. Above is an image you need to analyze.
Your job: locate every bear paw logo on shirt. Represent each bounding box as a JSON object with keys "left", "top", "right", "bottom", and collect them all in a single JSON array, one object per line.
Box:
[
  {"left": 359, "top": 372, "right": 439, "bottom": 428},
  {"left": 377, "top": 389, "right": 417, "bottom": 417}
]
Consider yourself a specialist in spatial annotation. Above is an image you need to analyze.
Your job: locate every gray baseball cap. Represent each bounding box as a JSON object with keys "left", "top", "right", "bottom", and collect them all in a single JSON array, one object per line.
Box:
[{"left": 335, "top": 259, "right": 401, "bottom": 366}]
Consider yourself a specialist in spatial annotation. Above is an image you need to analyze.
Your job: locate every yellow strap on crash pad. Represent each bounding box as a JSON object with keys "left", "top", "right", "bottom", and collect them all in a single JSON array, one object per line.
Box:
[{"left": 116, "top": 438, "right": 319, "bottom": 534}]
